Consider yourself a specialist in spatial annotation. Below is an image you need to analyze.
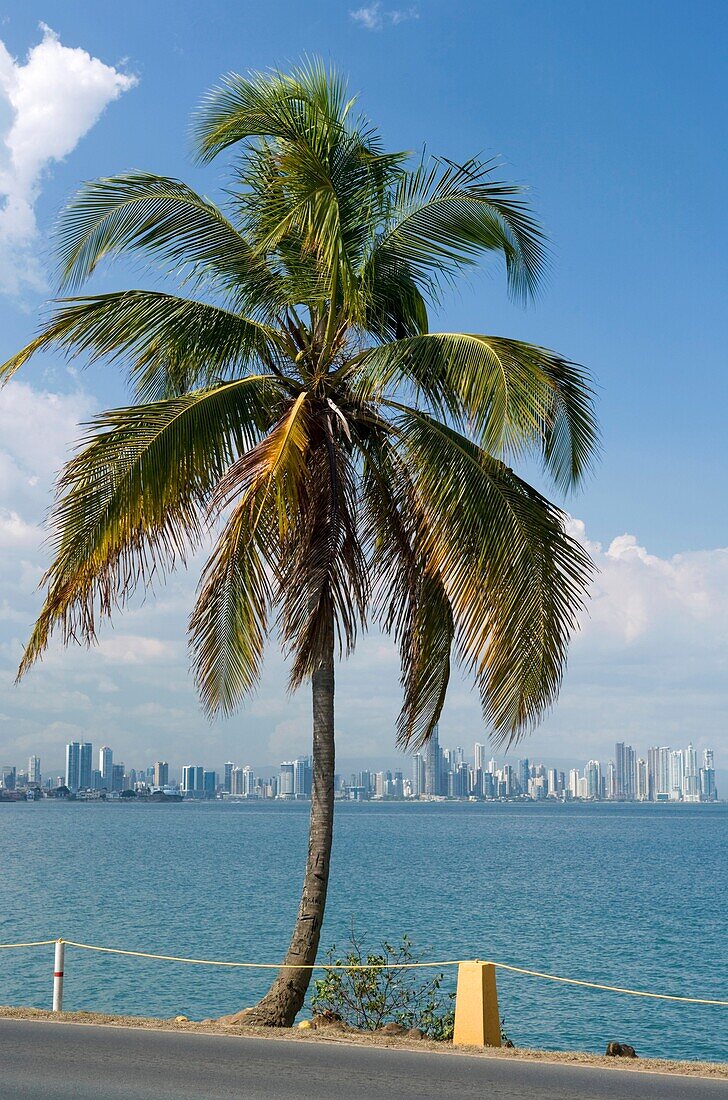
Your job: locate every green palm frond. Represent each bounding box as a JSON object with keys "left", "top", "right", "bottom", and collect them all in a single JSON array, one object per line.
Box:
[
  {"left": 353, "top": 333, "right": 597, "bottom": 490},
  {"left": 19, "top": 377, "right": 278, "bottom": 676},
  {"left": 0, "top": 291, "right": 284, "bottom": 397},
  {"left": 359, "top": 438, "right": 453, "bottom": 748},
  {"left": 191, "top": 394, "right": 311, "bottom": 713},
  {"left": 362, "top": 157, "right": 548, "bottom": 305},
  {"left": 190, "top": 502, "right": 274, "bottom": 717},
  {"left": 391, "top": 404, "right": 593, "bottom": 744},
  {"left": 55, "top": 173, "right": 279, "bottom": 309}
]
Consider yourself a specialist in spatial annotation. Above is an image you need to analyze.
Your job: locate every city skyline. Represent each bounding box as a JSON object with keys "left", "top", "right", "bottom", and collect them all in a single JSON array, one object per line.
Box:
[{"left": 1, "top": 732, "right": 719, "bottom": 804}]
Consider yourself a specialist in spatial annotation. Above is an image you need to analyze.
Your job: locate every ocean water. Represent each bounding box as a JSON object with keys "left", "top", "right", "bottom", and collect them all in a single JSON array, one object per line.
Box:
[{"left": 0, "top": 800, "right": 725, "bottom": 1062}]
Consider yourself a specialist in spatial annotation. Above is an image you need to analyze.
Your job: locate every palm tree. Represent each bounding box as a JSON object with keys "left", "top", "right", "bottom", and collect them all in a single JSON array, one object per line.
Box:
[{"left": 2, "top": 61, "right": 596, "bottom": 1027}]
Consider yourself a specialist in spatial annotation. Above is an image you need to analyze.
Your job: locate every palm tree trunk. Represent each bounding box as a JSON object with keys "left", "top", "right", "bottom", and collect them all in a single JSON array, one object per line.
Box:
[{"left": 233, "top": 643, "right": 335, "bottom": 1027}]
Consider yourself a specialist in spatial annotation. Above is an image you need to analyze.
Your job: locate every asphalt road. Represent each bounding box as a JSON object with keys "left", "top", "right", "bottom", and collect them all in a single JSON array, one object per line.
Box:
[{"left": 0, "top": 1020, "right": 724, "bottom": 1099}]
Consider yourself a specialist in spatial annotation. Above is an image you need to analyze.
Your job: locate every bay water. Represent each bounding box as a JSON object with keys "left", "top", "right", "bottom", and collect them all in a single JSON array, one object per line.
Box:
[{"left": 0, "top": 800, "right": 725, "bottom": 1062}]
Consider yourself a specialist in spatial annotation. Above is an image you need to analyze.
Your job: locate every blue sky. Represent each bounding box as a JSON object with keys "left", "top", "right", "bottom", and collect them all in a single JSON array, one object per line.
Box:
[{"left": 0, "top": 2, "right": 726, "bottom": 776}]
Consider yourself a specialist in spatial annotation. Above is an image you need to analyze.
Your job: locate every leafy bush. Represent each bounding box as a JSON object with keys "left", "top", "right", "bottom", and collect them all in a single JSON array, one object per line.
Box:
[{"left": 310, "top": 930, "right": 455, "bottom": 1038}]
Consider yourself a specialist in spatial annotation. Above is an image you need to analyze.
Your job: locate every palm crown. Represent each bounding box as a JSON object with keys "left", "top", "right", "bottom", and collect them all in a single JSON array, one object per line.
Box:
[{"left": 2, "top": 60, "right": 596, "bottom": 750}]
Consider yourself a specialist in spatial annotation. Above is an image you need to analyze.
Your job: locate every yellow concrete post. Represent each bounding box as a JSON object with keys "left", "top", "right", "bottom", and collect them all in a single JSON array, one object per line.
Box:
[{"left": 452, "top": 961, "right": 501, "bottom": 1047}]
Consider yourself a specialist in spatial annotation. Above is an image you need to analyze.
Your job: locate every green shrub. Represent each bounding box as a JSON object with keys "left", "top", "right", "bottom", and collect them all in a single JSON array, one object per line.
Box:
[{"left": 310, "top": 930, "right": 455, "bottom": 1038}]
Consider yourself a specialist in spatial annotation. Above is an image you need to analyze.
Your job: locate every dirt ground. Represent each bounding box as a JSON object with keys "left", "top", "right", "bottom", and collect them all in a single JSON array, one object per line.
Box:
[{"left": 0, "top": 1005, "right": 725, "bottom": 1080}]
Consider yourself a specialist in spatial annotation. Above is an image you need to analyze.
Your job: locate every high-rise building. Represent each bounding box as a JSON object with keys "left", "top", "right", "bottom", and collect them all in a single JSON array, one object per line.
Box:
[
  {"left": 683, "top": 743, "right": 699, "bottom": 802},
  {"left": 517, "top": 758, "right": 530, "bottom": 796},
  {"left": 112, "top": 764, "right": 125, "bottom": 792},
  {"left": 203, "top": 770, "right": 217, "bottom": 797},
  {"left": 65, "top": 742, "right": 81, "bottom": 792},
  {"left": 585, "top": 760, "right": 601, "bottom": 800},
  {"left": 223, "top": 762, "right": 234, "bottom": 794},
  {"left": 153, "top": 761, "right": 169, "bottom": 787},
  {"left": 453, "top": 762, "right": 470, "bottom": 798},
  {"left": 28, "top": 755, "right": 41, "bottom": 787},
  {"left": 615, "top": 742, "right": 626, "bottom": 799},
  {"left": 474, "top": 743, "right": 486, "bottom": 774},
  {"left": 624, "top": 745, "right": 636, "bottom": 800},
  {"left": 279, "top": 762, "right": 295, "bottom": 798},
  {"left": 647, "top": 746, "right": 659, "bottom": 801},
  {"left": 1, "top": 766, "right": 16, "bottom": 790},
  {"left": 412, "top": 753, "right": 425, "bottom": 798},
  {"left": 669, "top": 750, "right": 684, "bottom": 801},
  {"left": 606, "top": 760, "right": 617, "bottom": 800},
  {"left": 294, "top": 757, "right": 312, "bottom": 799},
  {"left": 657, "top": 747, "right": 671, "bottom": 799},
  {"left": 700, "top": 750, "right": 717, "bottom": 802},
  {"left": 636, "top": 758, "right": 649, "bottom": 800},
  {"left": 182, "top": 765, "right": 204, "bottom": 794},
  {"left": 79, "top": 743, "right": 93, "bottom": 791},
  {"left": 424, "top": 723, "right": 441, "bottom": 796},
  {"left": 99, "top": 747, "right": 113, "bottom": 789}
]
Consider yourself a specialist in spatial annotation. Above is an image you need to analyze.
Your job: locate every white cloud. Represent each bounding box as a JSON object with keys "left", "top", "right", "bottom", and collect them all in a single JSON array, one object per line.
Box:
[
  {"left": 0, "top": 24, "right": 136, "bottom": 297},
  {"left": 96, "top": 635, "right": 176, "bottom": 665},
  {"left": 350, "top": 3, "right": 419, "bottom": 30},
  {"left": 0, "top": 508, "right": 38, "bottom": 548},
  {"left": 568, "top": 520, "right": 728, "bottom": 646}
]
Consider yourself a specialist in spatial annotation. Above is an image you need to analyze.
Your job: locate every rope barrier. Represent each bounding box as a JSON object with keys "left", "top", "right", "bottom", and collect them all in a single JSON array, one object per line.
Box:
[
  {"left": 0, "top": 938, "right": 726, "bottom": 1005},
  {"left": 489, "top": 962, "right": 728, "bottom": 1006},
  {"left": 0, "top": 940, "right": 55, "bottom": 949},
  {"left": 61, "top": 940, "right": 460, "bottom": 970}
]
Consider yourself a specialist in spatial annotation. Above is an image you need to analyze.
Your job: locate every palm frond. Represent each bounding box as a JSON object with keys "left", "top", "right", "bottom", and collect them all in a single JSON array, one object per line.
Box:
[
  {"left": 190, "top": 501, "right": 274, "bottom": 716},
  {"left": 190, "top": 394, "right": 311, "bottom": 713},
  {"left": 359, "top": 438, "right": 452, "bottom": 748},
  {"left": 353, "top": 333, "right": 598, "bottom": 490},
  {"left": 390, "top": 404, "right": 593, "bottom": 744},
  {"left": 279, "top": 436, "right": 368, "bottom": 689},
  {"left": 54, "top": 173, "right": 279, "bottom": 309},
  {"left": 18, "top": 377, "right": 279, "bottom": 676},
  {"left": 362, "top": 157, "right": 548, "bottom": 304},
  {"left": 0, "top": 292, "right": 284, "bottom": 398}
]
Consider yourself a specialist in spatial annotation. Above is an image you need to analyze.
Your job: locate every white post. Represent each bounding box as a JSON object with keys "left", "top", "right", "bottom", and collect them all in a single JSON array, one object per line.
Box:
[{"left": 53, "top": 939, "right": 65, "bottom": 1012}]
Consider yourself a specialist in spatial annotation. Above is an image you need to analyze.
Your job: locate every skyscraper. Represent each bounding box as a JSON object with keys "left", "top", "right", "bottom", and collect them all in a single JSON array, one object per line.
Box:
[
  {"left": 585, "top": 760, "right": 601, "bottom": 800},
  {"left": 615, "top": 742, "right": 626, "bottom": 799},
  {"left": 223, "top": 762, "right": 234, "bottom": 794},
  {"left": 182, "top": 765, "right": 204, "bottom": 794},
  {"left": 412, "top": 753, "right": 425, "bottom": 798},
  {"left": 153, "top": 761, "right": 169, "bottom": 787},
  {"left": 683, "top": 743, "right": 699, "bottom": 802},
  {"left": 624, "top": 744, "right": 636, "bottom": 800},
  {"left": 27, "top": 755, "right": 41, "bottom": 787},
  {"left": 65, "top": 742, "right": 81, "bottom": 792},
  {"left": 424, "top": 723, "right": 441, "bottom": 796},
  {"left": 700, "top": 750, "right": 717, "bottom": 802},
  {"left": 657, "top": 747, "right": 671, "bottom": 799},
  {"left": 79, "top": 743, "right": 93, "bottom": 791},
  {"left": 669, "top": 750, "right": 684, "bottom": 801},
  {"left": 647, "top": 746, "right": 659, "bottom": 801},
  {"left": 294, "top": 757, "right": 312, "bottom": 799},
  {"left": 99, "top": 746, "right": 113, "bottom": 789},
  {"left": 636, "top": 758, "right": 649, "bottom": 801},
  {"left": 606, "top": 760, "right": 617, "bottom": 799},
  {"left": 279, "top": 762, "right": 295, "bottom": 798}
]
